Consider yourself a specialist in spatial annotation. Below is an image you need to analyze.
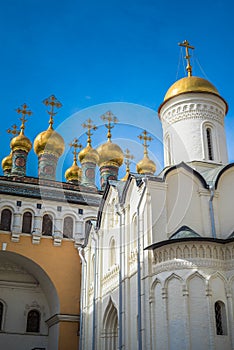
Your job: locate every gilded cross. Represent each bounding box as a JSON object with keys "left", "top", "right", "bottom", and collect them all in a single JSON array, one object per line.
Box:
[
  {"left": 16, "top": 103, "right": 32, "bottom": 133},
  {"left": 82, "top": 118, "right": 97, "bottom": 146},
  {"left": 7, "top": 124, "right": 20, "bottom": 138},
  {"left": 43, "top": 95, "right": 62, "bottom": 128},
  {"left": 69, "top": 138, "right": 82, "bottom": 164},
  {"left": 101, "top": 111, "right": 118, "bottom": 141},
  {"left": 124, "top": 148, "right": 134, "bottom": 172},
  {"left": 138, "top": 130, "right": 153, "bottom": 157},
  {"left": 178, "top": 40, "right": 195, "bottom": 77}
]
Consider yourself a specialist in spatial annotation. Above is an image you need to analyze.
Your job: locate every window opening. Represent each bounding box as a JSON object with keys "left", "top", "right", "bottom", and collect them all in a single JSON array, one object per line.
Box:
[
  {"left": 42, "top": 214, "right": 53, "bottom": 236},
  {"left": 0, "top": 209, "right": 12, "bottom": 231},
  {"left": 63, "top": 216, "right": 73, "bottom": 238},
  {"left": 22, "top": 212, "right": 32, "bottom": 233},
  {"left": 206, "top": 128, "right": 214, "bottom": 160},
  {"left": 26, "top": 309, "right": 40, "bottom": 333}
]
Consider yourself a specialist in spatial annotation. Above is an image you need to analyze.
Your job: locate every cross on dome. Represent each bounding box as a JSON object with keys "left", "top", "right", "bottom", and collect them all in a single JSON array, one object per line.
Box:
[
  {"left": 138, "top": 130, "right": 153, "bottom": 157},
  {"left": 82, "top": 118, "right": 98, "bottom": 146},
  {"left": 124, "top": 148, "right": 134, "bottom": 170},
  {"left": 43, "top": 95, "right": 62, "bottom": 129},
  {"left": 16, "top": 103, "right": 32, "bottom": 134},
  {"left": 69, "top": 138, "right": 82, "bottom": 164},
  {"left": 7, "top": 124, "right": 20, "bottom": 138},
  {"left": 178, "top": 40, "right": 195, "bottom": 77},
  {"left": 101, "top": 110, "right": 118, "bottom": 141}
]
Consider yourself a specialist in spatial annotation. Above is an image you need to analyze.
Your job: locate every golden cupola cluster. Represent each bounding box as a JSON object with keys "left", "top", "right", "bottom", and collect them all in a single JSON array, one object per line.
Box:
[
  {"left": 136, "top": 130, "right": 156, "bottom": 175},
  {"left": 10, "top": 104, "right": 32, "bottom": 154},
  {"left": 33, "top": 95, "right": 65, "bottom": 157},
  {"left": 65, "top": 138, "right": 82, "bottom": 183},
  {"left": 96, "top": 111, "right": 124, "bottom": 168}
]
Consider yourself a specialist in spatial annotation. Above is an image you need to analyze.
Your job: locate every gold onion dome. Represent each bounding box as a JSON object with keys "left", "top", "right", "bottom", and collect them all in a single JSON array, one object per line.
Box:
[
  {"left": 2, "top": 153, "right": 12, "bottom": 172},
  {"left": 34, "top": 126, "right": 65, "bottom": 157},
  {"left": 97, "top": 140, "right": 124, "bottom": 168},
  {"left": 10, "top": 131, "right": 32, "bottom": 153},
  {"left": 65, "top": 160, "right": 82, "bottom": 182},
  {"left": 79, "top": 144, "right": 99, "bottom": 164},
  {"left": 164, "top": 76, "right": 220, "bottom": 102},
  {"left": 136, "top": 156, "right": 156, "bottom": 175}
]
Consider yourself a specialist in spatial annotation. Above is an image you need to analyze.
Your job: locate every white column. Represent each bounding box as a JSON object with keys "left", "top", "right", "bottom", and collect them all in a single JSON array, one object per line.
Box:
[
  {"left": 206, "top": 286, "right": 215, "bottom": 350},
  {"left": 11, "top": 212, "right": 22, "bottom": 242},
  {"left": 183, "top": 285, "right": 190, "bottom": 350},
  {"left": 226, "top": 292, "right": 234, "bottom": 348},
  {"left": 33, "top": 214, "right": 42, "bottom": 235}
]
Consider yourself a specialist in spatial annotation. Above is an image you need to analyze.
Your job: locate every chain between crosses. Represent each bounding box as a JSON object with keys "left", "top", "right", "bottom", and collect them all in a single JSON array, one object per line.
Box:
[
  {"left": 16, "top": 103, "right": 32, "bottom": 134},
  {"left": 138, "top": 130, "right": 153, "bottom": 157},
  {"left": 43, "top": 95, "right": 62, "bottom": 129},
  {"left": 82, "top": 118, "right": 97, "bottom": 146},
  {"left": 101, "top": 111, "right": 118, "bottom": 141},
  {"left": 69, "top": 138, "right": 82, "bottom": 164},
  {"left": 124, "top": 148, "right": 134, "bottom": 172},
  {"left": 7, "top": 124, "right": 20, "bottom": 138},
  {"left": 178, "top": 40, "right": 195, "bottom": 77}
]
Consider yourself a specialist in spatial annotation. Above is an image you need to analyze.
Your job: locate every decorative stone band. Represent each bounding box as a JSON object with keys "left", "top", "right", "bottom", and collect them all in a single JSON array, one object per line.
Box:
[
  {"left": 38, "top": 153, "right": 58, "bottom": 180},
  {"left": 161, "top": 102, "right": 225, "bottom": 126},
  {"left": 46, "top": 313, "right": 80, "bottom": 328},
  {"left": 150, "top": 240, "right": 234, "bottom": 273},
  {"left": 100, "top": 165, "right": 119, "bottom": 190},
  {"left": 81, "top": 161, "right": 97, "bottom": 189},
  {"left": 11, "top": 150, "right": 28, "bottom": 177}
]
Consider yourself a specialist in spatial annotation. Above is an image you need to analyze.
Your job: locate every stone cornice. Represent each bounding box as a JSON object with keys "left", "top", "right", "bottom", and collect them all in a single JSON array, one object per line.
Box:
[{"left": 46, "top": 313, "right": 80, "bottom": 327}]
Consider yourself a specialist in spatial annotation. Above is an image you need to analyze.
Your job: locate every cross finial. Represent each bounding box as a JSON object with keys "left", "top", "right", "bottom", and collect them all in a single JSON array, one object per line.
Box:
[
  {"left": 82, "top": 118, "right": 98, "bottom": 146},
  {"left": 43, "top": 95, "right": 62, "bottom": 129},
  {"left": 124, "top": 148, "right": 134, "bottom": 172},
  {"left": 100, "top": 110, "right": 118, "bottom": 141},
  {"left": 69, "top": 138, "right": 82, "bottom": 165},
  {"left": 7, "top": 124, "right": 20, "bottom": 138},
  {"left": 138, "top": 130, "right": 153, "bottom": 157},
  {"left": 16, "top": 103, "right": 32, "bottom": 134},
  {"left": 178, "top": 40, "right": 195, "bottom": 77}
]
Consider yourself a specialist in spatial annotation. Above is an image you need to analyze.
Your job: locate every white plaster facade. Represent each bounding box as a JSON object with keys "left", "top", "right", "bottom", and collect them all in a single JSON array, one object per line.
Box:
[{"left": 81, "top": 80, "right": 234, "bottom": 350}]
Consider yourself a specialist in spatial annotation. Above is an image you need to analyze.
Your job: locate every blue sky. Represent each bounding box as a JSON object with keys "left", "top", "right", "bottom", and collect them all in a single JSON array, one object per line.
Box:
[{"left": 0, "top": 0, "right": 234, "bottom": 182}]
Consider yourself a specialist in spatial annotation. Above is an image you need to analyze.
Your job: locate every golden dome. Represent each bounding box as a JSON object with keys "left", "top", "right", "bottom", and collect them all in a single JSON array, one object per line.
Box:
[
  {"left": 2, "top": 153, "right": 12, "bottom": 172},
  {"left": 65, "top": 161, "right": 82, "bottom": 183},
  {"left": 164, "top": 76, "right": 220, "bottom": 102},
  {"left": 79, "top": 144, "right": 99, "bottom": 164},
  {"left": 97, "top": 140, "right": 124, "bottom": 168},
  {"left": 136, "top": 156, "right": 156, "bottom": 175},
  {"left": 10, "top": 132, "right": 32, "bottom": 153},
  {"left": 34, "top": 127, "right": 65, "bottom": 157}
]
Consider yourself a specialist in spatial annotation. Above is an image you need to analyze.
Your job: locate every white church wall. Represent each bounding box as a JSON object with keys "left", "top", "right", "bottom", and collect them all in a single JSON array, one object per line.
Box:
[
  {"left": 166, "top": 168, "right": 207, "bottom": 236},
  {"left": 216, "top": 167, "right": 234, "bottom": 238}
]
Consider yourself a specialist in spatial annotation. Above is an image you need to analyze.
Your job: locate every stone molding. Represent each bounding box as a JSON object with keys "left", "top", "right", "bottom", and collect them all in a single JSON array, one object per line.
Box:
[
  {"left": 46, "top": 313, "right": 79, "bottom": 327},
  {"left": 161, "top": 102, "right": 224, "bottom": 126},
  {"left": 153, "top": 241, "right": 234, "bottom": 273}
]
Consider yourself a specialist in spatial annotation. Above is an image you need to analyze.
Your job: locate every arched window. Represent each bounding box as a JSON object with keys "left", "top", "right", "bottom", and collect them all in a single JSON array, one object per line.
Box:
[
  {"left": 103, "top": 299, "right": 118, "bottom": 350},
  {"left": 206, "top": 127, "right": 214, "bottom": 161},
  {"left": 215, "top": 301, "right": 227, "bottom": 335},
  {"left": 42, "top": 214, "right": 53, "bottom": 236},
  {"left": 22, "top": 211, "right": 32, "bottom": 233},
  {"left": 0, "top": 301, "right": 4, "bottom": 330},
  {"left": 63, "top": 216, "right": 73, "bottom": 238},
  {"left": 0, "top": 209, "right": 12, "bottom": 231},
  {"left": 26, "top": 309, "right": 40, "bottom": 333}
]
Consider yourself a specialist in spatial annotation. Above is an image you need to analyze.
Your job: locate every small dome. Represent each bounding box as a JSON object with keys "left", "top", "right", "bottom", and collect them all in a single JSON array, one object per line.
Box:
[
  {"left": 65, "top": 161, "right": 82, "bottom": 183},
  {"left": 79, "top": 144, "right": 99, "bottom": 164},
  {"left": 164, "top": 76, "right": 220, "bottom": 102},
  {"left": 97, "top": 140, "right": 123, "bottom": 168},
  {"left": 136, "top": 156, "right": 156, "bottom": 175},
  {"left": 10, "top": 132, "right": 32, "bottom": 153},
  {"left": 1, "top": 153, "right": 12, "bottom": 172},
  {"left": 34, "top": 127, "right": 65, "bottom": 157}
]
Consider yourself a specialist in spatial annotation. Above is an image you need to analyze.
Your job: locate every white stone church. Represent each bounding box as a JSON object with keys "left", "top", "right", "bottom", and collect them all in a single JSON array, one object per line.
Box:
[{"left": 81, "top": 43, "right": 234, "bottom": 350}]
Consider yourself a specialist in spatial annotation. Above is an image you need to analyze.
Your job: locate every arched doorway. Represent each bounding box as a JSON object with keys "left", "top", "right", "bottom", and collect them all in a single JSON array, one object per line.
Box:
[
  {"left": 0, "top": 251, "right": 59, "bottom": 350},
  {"left": 102, "top": 298, "right": 118, "bottom": 350}
]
